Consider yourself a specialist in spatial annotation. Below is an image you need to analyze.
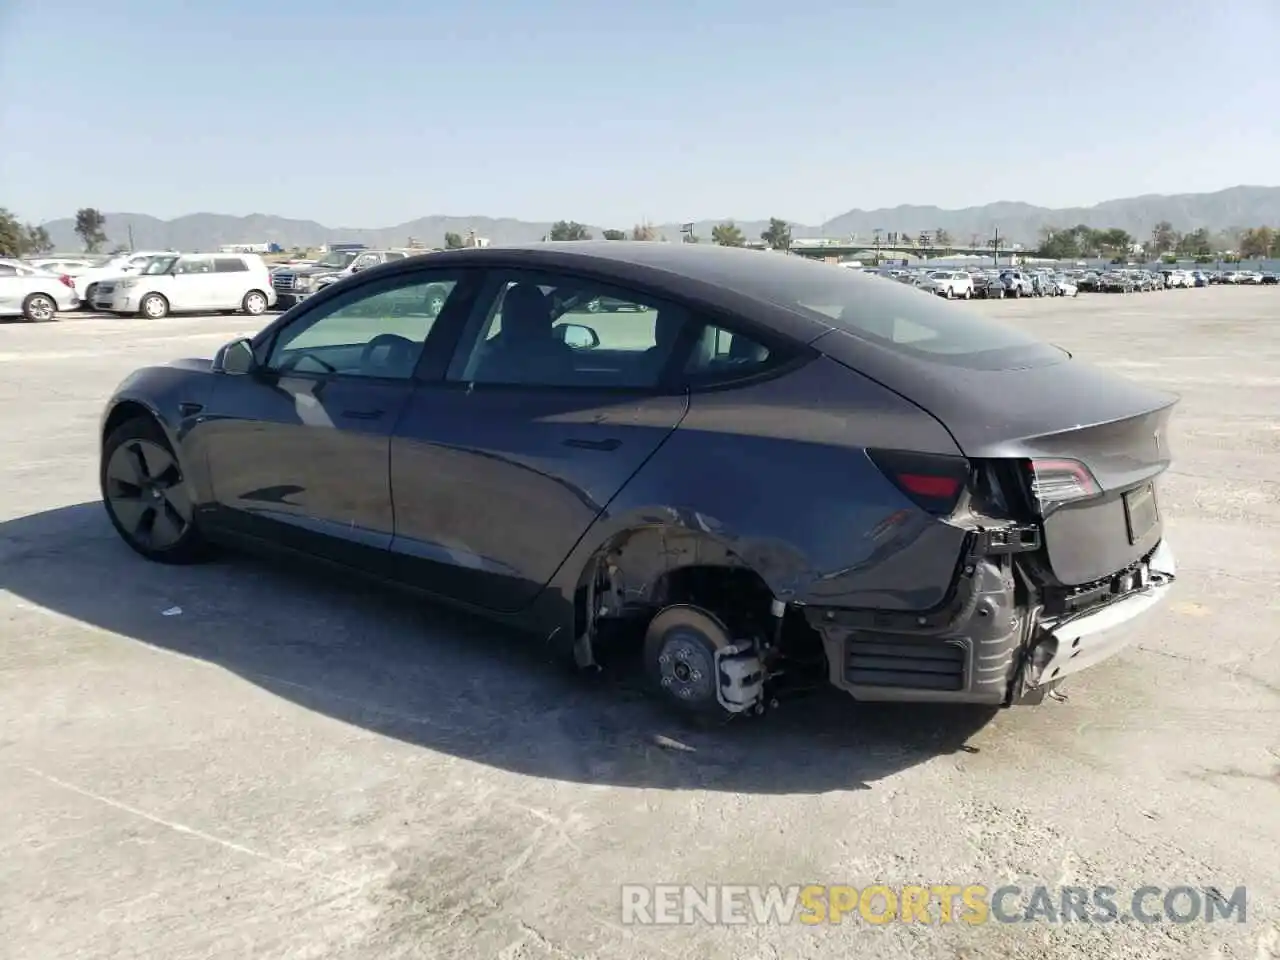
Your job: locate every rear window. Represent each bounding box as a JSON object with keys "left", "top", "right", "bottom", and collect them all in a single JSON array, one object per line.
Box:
[
  {"left": 214, "top": 257, "right": 248, "bottom": 273},
  {"left": 732, "top": 261, "right": 1063, "bottom": 369}
]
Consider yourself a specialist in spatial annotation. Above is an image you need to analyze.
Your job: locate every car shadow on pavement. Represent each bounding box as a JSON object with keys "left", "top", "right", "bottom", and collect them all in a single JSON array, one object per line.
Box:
[{"left": 1, "top": 503, "right": 997, "bottom": 795}]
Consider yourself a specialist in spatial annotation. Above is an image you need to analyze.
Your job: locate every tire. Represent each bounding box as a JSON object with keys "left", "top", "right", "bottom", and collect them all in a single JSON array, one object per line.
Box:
[
  {"left": 22, "top": 293, "right": 58, "bottom": 322},
  {"left": 1012, "top": 287, "right": 1022, "bottom": 299},
  {"left": 241, "top": 290, "right": 268, "bottom": 316},
  {"left": 140, "top": 293, "right": 169, "bottom": 319},
  {"left": 100, "top": 416, "right": 212, "bottom": 565},
  {"left": 642, "top": 605, "right": 736, "bottom": 717},
  {"left": 945, "top": 287, "right": 954, "bottom": 299},
  {"left": 962, "top": 288, "right": 971, "bottom": 299}
]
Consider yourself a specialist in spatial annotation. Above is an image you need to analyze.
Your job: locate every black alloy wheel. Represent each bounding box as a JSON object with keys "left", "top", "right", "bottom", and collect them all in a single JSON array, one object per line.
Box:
[{"left": 101, "top": 418, "right": 211, "bottom": 563}]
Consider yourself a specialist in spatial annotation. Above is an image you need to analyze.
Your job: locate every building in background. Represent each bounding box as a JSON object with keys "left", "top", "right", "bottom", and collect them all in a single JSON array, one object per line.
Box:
[{"left": 218, "top": 242, "right": 283, "bottom": 254}]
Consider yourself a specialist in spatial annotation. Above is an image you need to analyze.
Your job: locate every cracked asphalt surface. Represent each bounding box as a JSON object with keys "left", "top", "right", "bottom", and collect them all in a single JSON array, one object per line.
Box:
[{"left": 2, "top": 288, "right": 1278, "bottom": 960}]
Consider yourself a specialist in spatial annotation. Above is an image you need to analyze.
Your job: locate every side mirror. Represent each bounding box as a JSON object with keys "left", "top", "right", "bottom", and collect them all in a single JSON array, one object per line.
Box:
[
  {"left": 212, "top": 337, "right": 257, "bottom": 375},
  {"left": 556, "top": 323, "right": 600, "bottom": 350}
]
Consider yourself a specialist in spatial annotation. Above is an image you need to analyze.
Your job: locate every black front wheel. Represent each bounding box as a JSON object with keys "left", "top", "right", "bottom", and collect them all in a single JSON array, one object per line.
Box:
[{"left": 101, "top": 417, "right": 212, "bottom": 564}]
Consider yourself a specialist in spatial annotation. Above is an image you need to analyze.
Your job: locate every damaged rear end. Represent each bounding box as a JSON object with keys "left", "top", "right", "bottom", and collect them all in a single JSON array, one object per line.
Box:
[{"left": 804, "top": 297, "right": 1179, "bottom": 705}]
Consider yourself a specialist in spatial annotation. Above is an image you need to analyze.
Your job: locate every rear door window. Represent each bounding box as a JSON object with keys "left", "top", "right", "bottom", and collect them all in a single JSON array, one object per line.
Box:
[{"left": 214, "top": 257, "right": 248, "bottom": 273}]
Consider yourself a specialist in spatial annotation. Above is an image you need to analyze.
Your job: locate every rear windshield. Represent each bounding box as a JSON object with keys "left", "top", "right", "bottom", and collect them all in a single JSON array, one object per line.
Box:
[{"left": 734, "top": 262, "right": 1064, "bottom": 369}]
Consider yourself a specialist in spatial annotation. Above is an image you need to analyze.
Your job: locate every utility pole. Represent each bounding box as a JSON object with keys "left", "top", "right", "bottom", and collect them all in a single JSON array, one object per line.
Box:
[
  {"left": 872, "top": 227, "right": 883, "bottom": 265},
  {"left": 127, "top": 224, "right": 135, "bottom": 252},
  {"left": 991, "top": 227, "right": 1001, "bottom": 267}
]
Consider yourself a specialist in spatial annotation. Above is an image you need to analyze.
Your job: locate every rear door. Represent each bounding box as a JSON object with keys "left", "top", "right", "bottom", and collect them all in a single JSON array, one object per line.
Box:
[
  {"left": 212, "top": 257, "right": 252, "bottom": 308},
  {"left": 388, "top": 268, "right": 691, "bottom": 611},
  {"left": 761, "top": 271, "right": 1178, "bottom": 585}
]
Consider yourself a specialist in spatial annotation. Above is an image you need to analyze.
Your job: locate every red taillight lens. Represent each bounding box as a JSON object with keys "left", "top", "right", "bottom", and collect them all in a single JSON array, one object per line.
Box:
[
  {"left": 59, "top": 274, "right": 75, "bottom": 288},
  {"left": 868, "top": 449, "right": 971, "bottom": 516},
  {"left": 1025, "top": 458, "right": 1100, "bottom": 513}
]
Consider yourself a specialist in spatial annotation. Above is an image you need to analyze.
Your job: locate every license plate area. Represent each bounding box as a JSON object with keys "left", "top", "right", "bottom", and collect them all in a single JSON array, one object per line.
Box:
[{"left": 1123, "top": 483, "right": 1158, "bottom": 544}]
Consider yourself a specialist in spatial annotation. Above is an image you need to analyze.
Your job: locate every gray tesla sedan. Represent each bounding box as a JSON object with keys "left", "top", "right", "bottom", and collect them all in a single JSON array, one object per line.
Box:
[{"left": 99, "top": 242, "right": 1177, "bottom": 718}]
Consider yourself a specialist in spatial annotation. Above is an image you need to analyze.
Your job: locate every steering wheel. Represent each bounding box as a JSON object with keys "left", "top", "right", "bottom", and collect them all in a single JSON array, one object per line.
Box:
[{"left": 359, "top": 333, "right": 418, "bottom": 376}]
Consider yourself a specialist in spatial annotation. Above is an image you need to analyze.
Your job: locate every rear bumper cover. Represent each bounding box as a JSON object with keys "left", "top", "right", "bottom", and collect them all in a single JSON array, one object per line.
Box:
[{"left": 806, "top": 540, "right": 1175, "bottom": 705}]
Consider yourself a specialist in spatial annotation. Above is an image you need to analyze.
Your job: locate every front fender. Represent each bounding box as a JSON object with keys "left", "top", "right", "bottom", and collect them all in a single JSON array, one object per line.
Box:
[{"left": 102, "top": 360, "right": 219, "bottom": 504}]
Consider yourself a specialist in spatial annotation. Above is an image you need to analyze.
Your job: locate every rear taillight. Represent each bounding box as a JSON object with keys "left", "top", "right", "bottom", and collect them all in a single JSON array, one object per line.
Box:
[
  {"left": 1025, "top": 458, "right": 1100, "bottom": 514},
  {"left": 59, "top": 274, "right": 75, "bottom": 289},
  {"left": 868, "top": 449, "right": 971, "bottom": 516}
]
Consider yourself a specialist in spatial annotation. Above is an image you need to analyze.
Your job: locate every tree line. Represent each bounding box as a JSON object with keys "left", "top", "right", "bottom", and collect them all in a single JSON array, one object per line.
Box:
[
  {"left": 0, "top": 206, "right": 108, "bottom": 257},
  {"left": 1037, "top": 220, "right": 1280, "bottom": 261},
  {"left": 536, "top": 217, "right": 797, "bottom": 250}
]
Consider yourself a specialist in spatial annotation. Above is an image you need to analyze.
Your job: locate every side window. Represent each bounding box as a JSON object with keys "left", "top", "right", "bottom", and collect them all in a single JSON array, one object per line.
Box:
[
  {"left": 0, "top": 264, "right": 17, "bottom": 276},
  {"left": 683, "top": 324, "right": 779, "bottom": 383},
  {"left": 174, "top": 258, "right": 213, "bottom": 274},
  {"left": 351, "top": 253, "right": 381, "bottom": 272},
  {"left": 384, "top": 252, "right": 407, "bottom": 261},
  {"left": 214, "top": 257, "right": 248, "bottom": 273},
  {"left": 265, "top": 274, "right": 460, "bottom": 379},
  {"left": 446, "top": 271, "right": 688, "bottom": 389}
]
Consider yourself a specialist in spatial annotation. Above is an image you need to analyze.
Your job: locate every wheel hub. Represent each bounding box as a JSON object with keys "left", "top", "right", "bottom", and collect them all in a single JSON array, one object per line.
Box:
[{"left": 656, "top": 632, "right": 716, "bottom": 703}]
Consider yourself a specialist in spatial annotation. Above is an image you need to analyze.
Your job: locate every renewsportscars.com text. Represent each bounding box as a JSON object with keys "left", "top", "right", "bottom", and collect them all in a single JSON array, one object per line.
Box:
[{"left": 620, "top": 884, "right": 1247, "bottom": 926}]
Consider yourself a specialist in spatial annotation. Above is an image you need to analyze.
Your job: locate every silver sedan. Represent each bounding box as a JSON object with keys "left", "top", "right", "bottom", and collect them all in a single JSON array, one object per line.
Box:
[{"left": 0, "top": 258, "right": 82, "bottom": 321}]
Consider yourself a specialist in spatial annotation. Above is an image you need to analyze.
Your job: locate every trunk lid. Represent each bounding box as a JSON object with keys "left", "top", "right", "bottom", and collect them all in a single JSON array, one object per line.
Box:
[{"left": 815, "top": 329, "right": 1178, "bottom": 585}]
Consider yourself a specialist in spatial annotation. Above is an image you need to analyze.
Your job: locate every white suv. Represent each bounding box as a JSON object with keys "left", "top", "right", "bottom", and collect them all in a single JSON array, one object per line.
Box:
[
  {"left": 922, "top": 270, "right": 975, "bottom": 299},
  {"left": 93, "top": 253, "right": 277, "bottom": 318}
]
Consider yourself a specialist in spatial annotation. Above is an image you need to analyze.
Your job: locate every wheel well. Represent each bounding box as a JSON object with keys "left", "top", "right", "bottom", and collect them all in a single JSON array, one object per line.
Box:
[
  {"left": 102, "top": 401, "right": 155, "bottom": 445},
  {"left": 571, "top": 528, "right": 823, "bottom": 668}
]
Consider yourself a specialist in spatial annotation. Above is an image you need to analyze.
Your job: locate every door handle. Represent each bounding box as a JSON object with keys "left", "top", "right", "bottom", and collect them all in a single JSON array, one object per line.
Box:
[
  {"left": 341, "top": 408, "right": 385, "bottom": 420},
  {"left": 178, "top": 401, "right": 204, "bottom": 417},
  {"left": 563, "top": 437, "right": 621, "bottom": 451}
]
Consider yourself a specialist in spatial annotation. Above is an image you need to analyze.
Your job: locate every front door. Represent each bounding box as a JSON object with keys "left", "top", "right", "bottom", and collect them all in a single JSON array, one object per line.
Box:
[
  {"left": 389, "top": 268, "right": 692, "bottom": 612},
  {"left": 199, "top": 268, "right": 473, "bottom": 565},
  {"left": 169, "top": 256, "right": 220, "bottom": 311}
]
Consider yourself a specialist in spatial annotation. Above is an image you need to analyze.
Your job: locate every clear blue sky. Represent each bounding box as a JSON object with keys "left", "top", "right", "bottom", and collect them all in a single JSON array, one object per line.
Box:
[{"left": 2, "top": 0, "right": 1277, "bottom": 227}]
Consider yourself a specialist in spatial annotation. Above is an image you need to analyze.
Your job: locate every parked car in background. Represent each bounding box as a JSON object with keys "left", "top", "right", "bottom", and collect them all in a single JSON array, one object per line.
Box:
[
  {"left": 1262, "top": 273, "right": 1278, "bottom": 285},
  {"left": 1100, "top": 272, "right": 1135, "bottom": 293},
  {"left": 921, "top": 270, "right": 974, "bottom": 299},
  {"left": 271, "top": 249, "right": 415, "bottom": 309},
  {"left": 0, "top": 257, "right": 80, "bottom": 320},
  {"left": 998, "top": 270, "right": 1036, "bottom": 298},
  {"left": 1048, "top": 274, "right": 1079, "bottom": 297},
  {"left": 971, "top": 272, "right": 1001, "bottom": 298},
  {"left": 92, "top": 253, "right": 275, "bottom": 318},
  {"left": 80, "top": 251, "right": 177, "bottom": 305},
  {"left": 28, "top": 257, "right": 99, "bottom": 276}
]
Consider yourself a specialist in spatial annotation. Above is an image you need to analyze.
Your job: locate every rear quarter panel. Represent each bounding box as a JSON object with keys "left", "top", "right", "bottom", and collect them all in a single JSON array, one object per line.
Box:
[{"left": 552, "top": 356, "right": 972, "bottom": 612}]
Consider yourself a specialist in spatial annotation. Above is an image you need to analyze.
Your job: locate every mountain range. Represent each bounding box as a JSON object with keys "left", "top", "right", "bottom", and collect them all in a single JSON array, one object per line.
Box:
[{"left": 36, "top": 185, "right": 1280, "bottom": 253}]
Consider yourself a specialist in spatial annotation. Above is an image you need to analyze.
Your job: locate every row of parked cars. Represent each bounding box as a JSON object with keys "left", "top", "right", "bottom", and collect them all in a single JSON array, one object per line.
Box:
[
  {"left": 874, "top": 267, "right": 1082, "bottom": 300},
  {"left": 0, "top": 250, "right": 280, "bottom": 321},
  {"left": 868, "top": 264, "right": 1278, "bottom": 302},
  {"left": 0, "top": 246, "right": 427, "bottom": 322}
]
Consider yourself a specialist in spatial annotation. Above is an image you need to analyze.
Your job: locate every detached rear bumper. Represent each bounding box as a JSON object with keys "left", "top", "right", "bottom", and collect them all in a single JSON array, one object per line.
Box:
[{"left": 805, "top": 540, "right": 1175, "bottom": 706}]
